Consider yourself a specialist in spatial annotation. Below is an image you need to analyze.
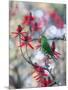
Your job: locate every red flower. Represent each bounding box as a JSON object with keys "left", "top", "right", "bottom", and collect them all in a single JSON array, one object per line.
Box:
[
  {"left": 50, "top": 11, "right": 64, "bottom": 28},
  {"left": 19, "top": 34, "right": 34, "bottom": 49},
  {"left": 42, "top": 79, "right": 53, "bottom": 87},
  {"left": 33, "top": 63, "right": 50, "bottom": 86},
  {"left": 22, "top": 12, "right": 35, "bottom": 25},
  {"left": 33, "top": 63, "right": 44, "bottom": 73},
  {"left": 33, "top": 64, "right": 53, "bottom": 87},
  {"left": 12, "top": 25, "right": 27, "bottom": 38},
  {"left": 31, "top": 18, "right": 44, "bottom": 33},
  {"left": 31, "top": 22, "right": 41, "bottom": 33},
  {"left": 51, "top": 41, "right": 61, "bottom": 59}
]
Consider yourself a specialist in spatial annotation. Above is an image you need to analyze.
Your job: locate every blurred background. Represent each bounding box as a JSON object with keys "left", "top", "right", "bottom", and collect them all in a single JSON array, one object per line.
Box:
[{"left": 9, "top": 1, "right": 66, "bottom": 89}]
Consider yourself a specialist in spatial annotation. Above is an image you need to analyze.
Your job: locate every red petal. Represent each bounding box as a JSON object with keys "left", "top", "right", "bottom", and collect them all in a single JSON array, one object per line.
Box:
[
  {"left": 12, "top": 32, "right": 18, "bottom": 34},
  {"left": 36, "top": 44, "right": 41, "bottom": 49},
  {"left": 19, "top": 42, "right": 25, "bottom": 47},
  {"left": 14, "top": 34, "right": 18, "bottom": 38},
  {"left": 48, "top": 80, "right": 53, "bottom": 85},
  {"left": 51, "top": 41, "right": 55, "bottom": 52},
  {"left": 54, "top": 51, "right": 60, "bottom": 59},
  {"left": 54, "top": 55, "right": 59, "bottom": 59},
  {"left": 21, "top": 38, "right": 25, "bottom": 41},
  {"left": 33, "top": 74, "right": 39, "bottom": 78},
  {"left": 20, "top": 32, "right": 27, "bottom": 35},
  {"left": 17, "top": 25, "right": 22, "bottom": 32},
  {"left": 23, "top": 21, "right": 29, "bottom": 25},
  {"left": 54, "top": 51, "right": 61, "bottom": 55},
  {"left": 41, "top": 79, "right": 48, "bottom": 86},
  {"left": 42, "top": 73, "right": 48, "bottom": 76},
  {"left": 23, "top": 15, "right": 35, "bottom": 25},
  {"left": 28, "top": 37, "right": 32, "bottom": 41},
  {"left": 35, "top": 76, "right": 41, "bottom": 80},
  {"left": 21, "top": 32, "right": 27, "bottom": 34},
  {"left": 24, "top": 16, "right": 29, "bottom": 20},
  {"left": 23, "top": 16, "right": 30, "bottom": 25},
  {"left": 28, "top": 43, "right": 34, "bottom": 49},
  {"left": 12, "top": 32, "right": 18, "bottom": 38}
]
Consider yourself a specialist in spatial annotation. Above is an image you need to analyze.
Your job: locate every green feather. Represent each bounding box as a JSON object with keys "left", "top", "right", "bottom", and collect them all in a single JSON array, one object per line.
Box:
[{"left": 41, "top": 35, "right": 58, "bottom": 64}]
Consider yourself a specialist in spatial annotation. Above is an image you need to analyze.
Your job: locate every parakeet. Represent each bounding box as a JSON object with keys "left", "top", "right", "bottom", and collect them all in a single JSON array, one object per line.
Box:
[{"left": 41, "top": 35, "right": 58, "bottom": 64}]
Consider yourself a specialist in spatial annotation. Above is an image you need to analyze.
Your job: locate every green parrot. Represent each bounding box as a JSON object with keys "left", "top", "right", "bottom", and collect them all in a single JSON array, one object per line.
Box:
[{"left": 41, "top": 35, "right": 58, "bottom": 64}]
